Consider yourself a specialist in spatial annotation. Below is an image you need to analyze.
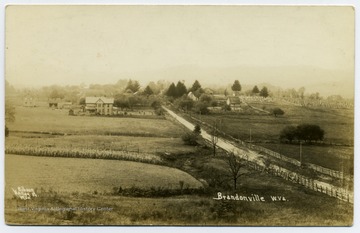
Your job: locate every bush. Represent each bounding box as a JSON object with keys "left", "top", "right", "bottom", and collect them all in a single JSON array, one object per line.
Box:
[
  {"left": 5, "top": 126, "right": 9, "bottom": 137},
  {"left": 279, "top": 124, "right": 325, "bottom": 143},
  {"left": 193, "top": 124, "right": 201, "bottom": 135},
  {"left": 279, "top": 125, "right": 297, "bottom": 143},
  {"left": 296, "top": 124, "right": 324, "bottom": 142},
  {"left": 151, "top": 100, "right": 161, "bottom": 109},
  {"left": 271, "top": 108, "right": 285, "bottom": 117},
  {"left": 155, "top": 108, "right": 164, "bottom": 116},
  {"left": 181, "top": 132, "right": 199, "bottom": 146},
  {"left": 222, "top": 105, "right": 231, "bottom": 111},
  {"left": 193, "top": 102, "right": 210, "bottom": 115}
]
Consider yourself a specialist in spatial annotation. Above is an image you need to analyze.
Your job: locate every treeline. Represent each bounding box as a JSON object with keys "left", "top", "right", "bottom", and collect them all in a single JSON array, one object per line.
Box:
[{"left": 280, "top": 124, "right": 325, "bottom": 144}]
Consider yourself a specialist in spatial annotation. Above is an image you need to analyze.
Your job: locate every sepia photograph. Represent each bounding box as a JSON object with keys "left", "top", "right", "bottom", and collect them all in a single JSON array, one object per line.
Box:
[{"left": 3, "top": 4, "right": 355, "bottom": 227}]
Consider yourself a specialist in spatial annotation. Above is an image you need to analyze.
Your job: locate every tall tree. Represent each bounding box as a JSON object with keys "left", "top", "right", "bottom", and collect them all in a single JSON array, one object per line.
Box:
[
  {"left": 259, "top": 87, "right": 269, "bottom": 98},
  {"left": 252, "top": 85, "right": 260, "bottom": 94},
  {"left": 166, "top": 83, "right": 177, "bottom": 98},
  {"left": 279, "top": 126, "right": 297, "bottom": 143},
  {"left": 226, "top": 151, "right": 244, "bottom": 190},
  {"left": 143, "top": 85, "right": 154, "bottom": 96},
  {"left": 231, "top": 80, "right": 241, "bottom": 96},
  {"left": 125, "top": 79, "right": 141, "bottom": 93},
  {"left": 296, "top": 124, "right": 325, "bottom": 143},
  {"left": 176, "top": 81, "right": 187, "bottom": 98},
  {"left": 189, "top": 80, "right": 202, "bottom": 93}
]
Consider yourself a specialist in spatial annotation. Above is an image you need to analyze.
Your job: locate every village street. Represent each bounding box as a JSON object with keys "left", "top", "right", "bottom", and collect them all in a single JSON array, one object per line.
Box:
[{"left": 162, "top": 106, "right": 354, "bottom": 203}]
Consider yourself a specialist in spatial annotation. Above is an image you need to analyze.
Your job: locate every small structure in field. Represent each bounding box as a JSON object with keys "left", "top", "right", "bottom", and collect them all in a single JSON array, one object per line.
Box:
[
  {"left": 226, "top": 97, "right": 242, "bottom": 111},
  {"left": 23, "top": 96, "right": 37, "bottom": 107},
  {"left": 48, "top": 98, "right": 61, "bottom": 108},
  {"left": 59, "top": 102, "right": 73, "bottom": 109},
  {"left": 85, "top": 97, "right": 114, "bottom": 115}
]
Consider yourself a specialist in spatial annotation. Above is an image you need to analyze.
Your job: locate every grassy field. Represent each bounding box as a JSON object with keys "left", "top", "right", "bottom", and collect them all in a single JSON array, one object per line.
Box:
[
  {"left": 256, "top": 143, "right": 353, "bottom": 176},
  {"left": 5, "top": 154, "right": 203, "bottom": 198},
  {"left": 199, "top": 102, "right": 353, "bottom": 145},
  {"left": 4, "top": 101, "right": 353, "bottom": 225},
  {"left": 7, "top": 106, "right": 184, "bottom": 137},
  {"left": 246, "top": 102, "right": 353, "bottom": 145},
  {"left": 5, "top": 151, "right": 353, "bottom": 225},
  {"left": 4, "top": 192, "right": 353, "bottom": 226},
  {"left": 187, "top": 101, "right": 354, "bottom": 173},
  {"left": 6, "top": 133, "right": 195, "bottom": 155}
]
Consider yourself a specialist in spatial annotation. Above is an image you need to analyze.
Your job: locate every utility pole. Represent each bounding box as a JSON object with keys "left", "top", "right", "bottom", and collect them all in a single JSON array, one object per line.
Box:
[
  {"left": 249, "top": 128, "right": 252, "bottom": 143},
  {"left": 299, "top": 141, "right": 302, "bottom": 166},
  {"left": 211, "top": 120, "right": 219, "bottom": 156}
]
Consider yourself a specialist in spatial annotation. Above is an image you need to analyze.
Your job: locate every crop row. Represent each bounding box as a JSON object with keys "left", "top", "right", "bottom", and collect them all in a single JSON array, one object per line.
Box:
[{"left": 5, "top": 144, "right": 163, "bottom": 165}]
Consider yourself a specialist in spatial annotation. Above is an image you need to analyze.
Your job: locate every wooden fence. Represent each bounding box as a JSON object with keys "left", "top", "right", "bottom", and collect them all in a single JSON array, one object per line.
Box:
[
  {"left": 188, "top": 115, "right": 346, "bottom": 180},
  {"left": 164, "top": 107, "right": 353, "bottom": 204},
  {"left": 245, "top": 160, "right": 353, "bottom": 203}
]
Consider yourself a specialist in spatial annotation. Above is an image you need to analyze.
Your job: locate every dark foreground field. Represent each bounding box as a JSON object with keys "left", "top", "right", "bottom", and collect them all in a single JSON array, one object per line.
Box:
[{"left": 5, "top": 152, "right": 353, "bottom": 226}]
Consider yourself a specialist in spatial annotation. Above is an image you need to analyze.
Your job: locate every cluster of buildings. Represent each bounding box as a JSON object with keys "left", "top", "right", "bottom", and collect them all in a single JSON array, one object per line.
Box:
[{"left": 23, "top": 96, "right": 115, "bottom": 116}]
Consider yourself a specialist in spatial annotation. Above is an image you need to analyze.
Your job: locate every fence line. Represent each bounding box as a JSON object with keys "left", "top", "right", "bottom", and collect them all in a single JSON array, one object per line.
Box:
[
  {"left": 164, "top": 108, "right": 353, "bottom": 203},
  {"left": 245, "top": 160, "right": 353, "bottom": 203},
  {"left": 188, "top": 115, "right": 346, "bottom": 180}
]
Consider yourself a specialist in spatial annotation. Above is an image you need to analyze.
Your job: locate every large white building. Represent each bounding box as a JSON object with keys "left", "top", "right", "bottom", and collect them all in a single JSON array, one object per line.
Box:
[{"left": 85, "top": 97, "right": 114, "bottom": 115}]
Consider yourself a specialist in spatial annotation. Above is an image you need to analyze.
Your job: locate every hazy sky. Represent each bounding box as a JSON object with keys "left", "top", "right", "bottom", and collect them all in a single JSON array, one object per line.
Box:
[{"left": 5, "top": 5, "right": 355, "bottom": 96}]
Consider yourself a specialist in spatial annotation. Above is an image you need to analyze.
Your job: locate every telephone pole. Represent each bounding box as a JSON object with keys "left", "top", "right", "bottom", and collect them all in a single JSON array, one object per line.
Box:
[{"left": 299, "top": 141, "right": 303, "bottom": 166}]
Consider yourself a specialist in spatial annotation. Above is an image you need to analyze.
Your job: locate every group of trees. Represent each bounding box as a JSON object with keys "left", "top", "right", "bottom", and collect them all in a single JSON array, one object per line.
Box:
[
  {"left": 113, "top": 93, "right": 161, "bottom": 111},
  {"left": 165, "top": 81, "right": 188, "bottom": 99},
  {"left": 280, "top": 124, "right": 325, "bottom": 143},
  {"left": 166, "top": 80, "right": 204, "bottom": 99}
]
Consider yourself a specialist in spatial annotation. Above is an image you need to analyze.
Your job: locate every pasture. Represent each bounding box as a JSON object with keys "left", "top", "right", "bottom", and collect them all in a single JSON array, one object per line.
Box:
[
  {"left": 5, "top": 152, "right": 353, "bottom": 225},
  {"left": 6, "top": 133, "right": 195, "bottom": 155},
  {"left": 5, "top": 154, "right": 203, "bottom": 198},
  {"left": 189, "top": 101, "right": 354, "bottom": 173},
  {"left": 7, "top": 106, "right": 184, "bottom": 137},
  {"left": 256, "top": 143, "right": 353, "bottom": 176},
  {"left": 202, "top": 104, "right": 353, "bottom": 145}
]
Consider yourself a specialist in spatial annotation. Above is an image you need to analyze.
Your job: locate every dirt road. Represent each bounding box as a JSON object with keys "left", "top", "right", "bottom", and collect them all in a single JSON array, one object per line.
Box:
[{"left": 163, "top": 106, "right": 354, "bottom": 203}]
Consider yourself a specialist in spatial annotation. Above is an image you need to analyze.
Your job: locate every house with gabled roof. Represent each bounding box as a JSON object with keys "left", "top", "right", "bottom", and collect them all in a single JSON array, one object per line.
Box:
[
  {"left": 187, "top": 92, "right": 199, "bottom": 101},
  {"left": 85, "top": 97, "right": 114, "bottom": 115}
]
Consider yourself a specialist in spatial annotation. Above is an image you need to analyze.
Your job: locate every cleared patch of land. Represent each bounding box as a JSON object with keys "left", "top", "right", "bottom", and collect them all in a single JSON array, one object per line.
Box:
[
  {"left": 6, "top": 134, "right": 195, "bottom": 155},
  {"left": 7, "top": 106, "right": 184, "bottom": 137},
  {"left": 201, "top": 106, "right": 353, "bottom": 145},
  {"left": 256, "top": 143, "right": 353, "bottom": 175},
  {"left": 5, "top": 154, "right": 203, "bottom": 198},
  {"left": 185, "top": 102, "right": 353, "bottom": 173}
]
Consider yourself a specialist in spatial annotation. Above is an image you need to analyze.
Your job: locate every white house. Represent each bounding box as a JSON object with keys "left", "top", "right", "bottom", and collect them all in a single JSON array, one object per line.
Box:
[{"left": 85, "top": 97, "right": 114, "bottom": 115}]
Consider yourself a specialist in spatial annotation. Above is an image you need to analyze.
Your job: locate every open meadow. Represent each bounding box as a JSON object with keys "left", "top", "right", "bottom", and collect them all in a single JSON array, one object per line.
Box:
[
  {"left": 190, "top": 101, "right": 354, "bottom": 174},
  {"left": 7, "top": 106, "right": 184, "bottom": 137},
  {"left": 5, "top": 154, "right": 203, "bottom": 198}
]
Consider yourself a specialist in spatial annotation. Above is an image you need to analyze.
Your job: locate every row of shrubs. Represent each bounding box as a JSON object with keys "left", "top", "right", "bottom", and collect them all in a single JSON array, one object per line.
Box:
[
  {"left": 113, "top": 186, "right": 207, "bottom": 198},
  {"left": 5, "top": 144, "right": 163, "bottom": 165}
]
